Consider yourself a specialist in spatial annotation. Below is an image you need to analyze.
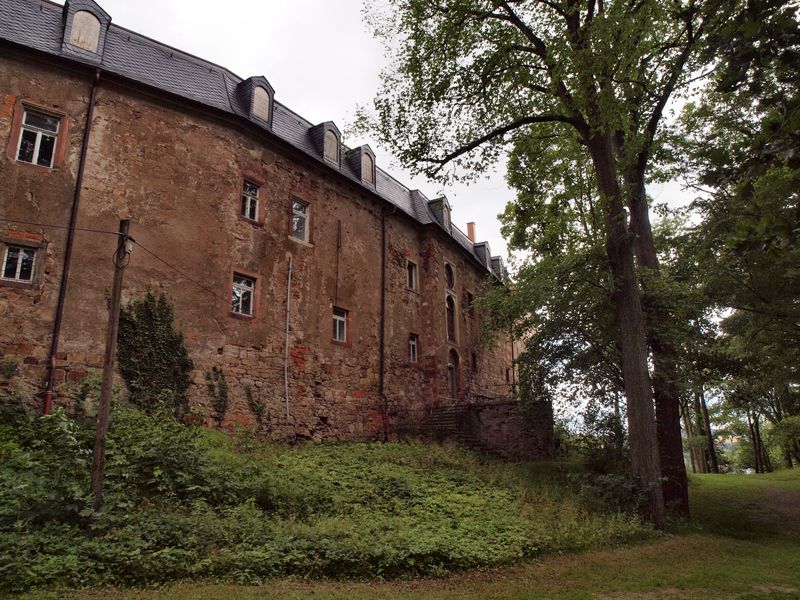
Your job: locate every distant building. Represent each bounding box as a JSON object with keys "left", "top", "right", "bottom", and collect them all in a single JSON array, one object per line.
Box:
[{"left": 0, "top": 0, "right": 552, "bottom": 458}]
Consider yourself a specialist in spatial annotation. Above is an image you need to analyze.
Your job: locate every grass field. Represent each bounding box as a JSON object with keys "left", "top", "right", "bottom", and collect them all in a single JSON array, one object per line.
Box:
[{"left": 16, "top": 469, "right": 800, "bottom": 600}]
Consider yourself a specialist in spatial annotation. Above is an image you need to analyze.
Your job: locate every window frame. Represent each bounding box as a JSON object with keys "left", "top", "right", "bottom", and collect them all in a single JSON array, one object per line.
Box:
[
  {"left": 409, "top": 333, "right": 419, "bottom": 363},
  {"left": 332, "top": 306, "right": 348, "bottom": 344},
  {"left": 0, "top": 235, "right": 47, "bottom": 290},
  {"left": 406, "top": 260, "right": 419, "bottom": 291},
  {"left": 444, "top": 262, "right": 455, "bottom": 290},
  {"left": 228, "top": 269, "right": 260, "bottom": 320},
  {"left": 290, "top": 197, "right": 311, "bottom": 243},
  {"left": 239, "top": 176, "right": 263, "bottom": 223},
  {"left": 445, "top": 294, "right": 457, "bottom": 343},
  {"left": 5, "top": 100, "right": 69, "bottom": 170}
]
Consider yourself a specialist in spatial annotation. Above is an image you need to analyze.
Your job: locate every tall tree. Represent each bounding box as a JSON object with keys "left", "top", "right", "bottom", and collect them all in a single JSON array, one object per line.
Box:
[{"left": 363, "top": 0, "right": 738, "bottom": 524}]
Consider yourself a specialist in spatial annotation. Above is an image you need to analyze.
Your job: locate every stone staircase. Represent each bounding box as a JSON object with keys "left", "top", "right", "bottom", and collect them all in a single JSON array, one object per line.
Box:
[{"left": 425, "top": 404, "right": 488, "bottom": 454}]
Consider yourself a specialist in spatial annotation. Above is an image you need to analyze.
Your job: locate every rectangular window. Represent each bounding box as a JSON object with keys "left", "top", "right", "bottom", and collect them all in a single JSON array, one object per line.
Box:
[
  {"left": 241, "top": 180, "right": 260, "bottom": 221},
  {"left": 333, "top": 307, "right": 347, "bottom": 342},
  {"left": 291, "top": 199, "right": 309, "bottom": 242},
  {"left": 17, "top": 110, "right": 59, "bottom": 168},
  {"left": 231, "top": 273, "right": 255, "bottom": 316},
  {"left": 409, "top": 334, "right": 418, "bottom": 363},
  {"left": 406, "top": 260, "right": 418, "bottom": 290},
  {"left": 1, "top": 246, "right": 36, "bottom": 282}
]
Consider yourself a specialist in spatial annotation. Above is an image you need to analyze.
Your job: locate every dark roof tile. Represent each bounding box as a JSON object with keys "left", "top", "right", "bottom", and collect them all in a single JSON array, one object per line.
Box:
[{"left": 0, "top": 0, "right": 495, "bottom": 275}]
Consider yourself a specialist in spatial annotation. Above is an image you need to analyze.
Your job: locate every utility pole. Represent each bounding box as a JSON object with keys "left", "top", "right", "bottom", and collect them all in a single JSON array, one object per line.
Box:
[{"left": 90, "top": 219, "right": 131, "bottom": 512}]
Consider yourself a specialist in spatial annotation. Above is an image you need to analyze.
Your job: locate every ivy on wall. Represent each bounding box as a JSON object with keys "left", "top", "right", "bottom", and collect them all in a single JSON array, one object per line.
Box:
[{"left": 117, "top": 292, "right": 194, "bottom": 417}]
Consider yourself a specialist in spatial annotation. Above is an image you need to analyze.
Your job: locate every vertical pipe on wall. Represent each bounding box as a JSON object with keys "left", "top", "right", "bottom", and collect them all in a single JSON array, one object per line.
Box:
[
  {"left": 378, "top": 205, "right": 395, "bottom": 441},
  {"left": 284, "top": 256, "right": 293, "bottom": 421},
  {"left": 43, "top": 69, "right": 101, "bottom": 414}
]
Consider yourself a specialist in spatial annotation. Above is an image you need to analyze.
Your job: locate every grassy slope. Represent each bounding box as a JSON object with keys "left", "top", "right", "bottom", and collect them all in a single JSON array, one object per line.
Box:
[{"left": 20, "top": 469, "right": 800, "bottom": 600}]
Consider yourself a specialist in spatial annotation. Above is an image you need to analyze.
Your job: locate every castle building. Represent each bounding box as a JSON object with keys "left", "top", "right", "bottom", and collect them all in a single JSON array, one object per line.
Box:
[{"left": 0, "top": 0, "right": 552, "bottom": 457}]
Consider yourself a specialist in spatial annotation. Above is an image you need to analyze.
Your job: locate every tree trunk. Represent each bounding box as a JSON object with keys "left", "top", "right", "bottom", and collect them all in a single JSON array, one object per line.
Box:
[
  {"left": 747, "top": 411, "right": 763, "bottom": 473},
  {"left": 588, "top": 133, "right": 666, "bottom": 529},
  {"left": 753, "top": 415, "right": 771, "bottom": 472},
  {"left": 681, "top": 397, "right": 700, "bottom": 474},
  {"left": 693, "top": 393, "right": 709, "bottom": 473},
  {"left": 627, "top": 170, "right": 690, "bottom": 516},
  {"left": 698, "top": 385, "right": 719, "bottom": 473},
  {"left": 784, "top": 450, "right": 794, "bottom": 469}
]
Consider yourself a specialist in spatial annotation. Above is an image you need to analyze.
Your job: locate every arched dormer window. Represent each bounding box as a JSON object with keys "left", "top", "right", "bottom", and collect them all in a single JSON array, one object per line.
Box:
[
  {"left": 324, "top": 129, "right": 339, "bottom": 162},
  {"left": 252, "top": 86, "right": 271, "bottom": 122},
  {"left": 237, "top": 76, "right": 275, "bottom": 127},
  {"left": 442, "top": 202, "right": 451, "bottom": 231},
  {"left": 70, "top": 10, "right": 101, "bottom": 52},
  {"left": 61, "top": 0, "right": 111, "bottom": 59},
  {"left": 361, "top": 152, "right": 374, "bottom": 184}
]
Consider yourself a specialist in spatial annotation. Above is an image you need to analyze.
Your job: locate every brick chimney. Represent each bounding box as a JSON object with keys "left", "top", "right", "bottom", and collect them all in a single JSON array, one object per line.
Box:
[{"left": 467, "top": 222, "right": 476, "bottom": 242}]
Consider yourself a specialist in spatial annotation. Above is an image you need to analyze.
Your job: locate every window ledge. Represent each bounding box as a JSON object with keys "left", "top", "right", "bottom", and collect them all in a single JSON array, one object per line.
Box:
[
  {"left": 229, "top": 312, "right": 255, "bottom": 321},
  {"left": 238, "top": 215, "right": 264, "bottom": 228},
  {"left": 0, "top": 278, "right": 36, "bottom": 290},
  {"left": 13, "top": 159, "right": 58, "bottom": 173},
  {"left": 289, "top": 236, "right": 314, "bottom": 248}
]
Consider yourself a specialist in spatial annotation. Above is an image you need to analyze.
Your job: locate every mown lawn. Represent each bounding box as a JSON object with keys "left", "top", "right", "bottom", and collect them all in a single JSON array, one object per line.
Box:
[{"left": 16, "top": 470, "right": 800, "bottom": 600}]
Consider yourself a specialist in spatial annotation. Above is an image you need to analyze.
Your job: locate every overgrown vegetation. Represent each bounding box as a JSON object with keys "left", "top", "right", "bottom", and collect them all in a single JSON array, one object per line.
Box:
[
  {"left": 117, "top": 292, "right": 194, "bottom": 417},
  {"left": 206, "top": 366, "right": 229, "bottom": 425},
  {"left": 0, "top": 393, "right": 651, "bottom": 593}
]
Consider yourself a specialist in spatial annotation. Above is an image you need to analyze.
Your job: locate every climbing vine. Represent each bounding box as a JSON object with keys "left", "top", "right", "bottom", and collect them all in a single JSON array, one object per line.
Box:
[
  {"left": 117, "top": 292, "right": 194, "bottom": 417},
  {"left": 206, "top": 367, "right": 229, "bottom": 425}
]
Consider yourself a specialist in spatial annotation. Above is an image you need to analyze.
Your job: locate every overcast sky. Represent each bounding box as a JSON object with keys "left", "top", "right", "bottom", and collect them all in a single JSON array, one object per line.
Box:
[{"left": 86, "top": 0, "right": 514, "bottom": 258}]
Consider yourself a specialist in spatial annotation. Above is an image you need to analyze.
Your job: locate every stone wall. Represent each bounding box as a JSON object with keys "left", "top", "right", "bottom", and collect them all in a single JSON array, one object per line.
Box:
[
  {"left": 0, "top": 49, "right": 539, "bottom": 445},
  {"left": 462, "top": 401, "right": 555, "bottom": 461}
]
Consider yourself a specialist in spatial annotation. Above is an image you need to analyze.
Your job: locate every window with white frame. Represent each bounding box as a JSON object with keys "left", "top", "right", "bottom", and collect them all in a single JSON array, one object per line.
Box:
[
  {"left": 409, "top": 334, "right": 418, "bottom": 363},
  {"left": 17, "top": 110, "right": 60, "bottom": 168},
  {"left": 241, "top": 180, "right": 260, "bottom": 221},
  {"left": 291, "top": 199, "right": 309, "bottom": 242},
  {"left": 1, "top": 245, "right": 36, "bottom": 282},
  {"left": 406, "top": 260, "right": 418, "bottom": 291},
  {"left": 333, "top": 307, "right": 347, "bottom": 342},
  {"left": 231, "top": 273, "right": 255, "bottom": 316}
]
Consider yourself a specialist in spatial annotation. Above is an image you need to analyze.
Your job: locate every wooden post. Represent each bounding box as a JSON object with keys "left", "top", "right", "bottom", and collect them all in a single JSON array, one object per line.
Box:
[{"left": 90, "top": 219, "right": 130, "bottom": 512}]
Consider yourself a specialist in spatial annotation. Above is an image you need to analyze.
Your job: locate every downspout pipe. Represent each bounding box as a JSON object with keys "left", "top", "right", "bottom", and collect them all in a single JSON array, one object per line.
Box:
[
  {"left": 378, "top": 205, "right": 396, "bottom": 441},
  {"left": 43, "top": 68, "right": 101, "bottom": 414}
]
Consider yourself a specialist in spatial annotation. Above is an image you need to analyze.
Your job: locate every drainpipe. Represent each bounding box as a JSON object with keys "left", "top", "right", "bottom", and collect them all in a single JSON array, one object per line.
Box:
[
  {"left": 378, "top": 205, "right": 396, "bottom": 441},
  {"left": 43, "top": 69, "right": 101, "bottom": 415}
]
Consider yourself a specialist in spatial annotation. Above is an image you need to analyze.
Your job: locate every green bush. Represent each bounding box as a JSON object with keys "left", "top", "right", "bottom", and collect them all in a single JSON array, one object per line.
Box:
[{"left": 0, "top": 406, "right": 652, "bottom": 593}]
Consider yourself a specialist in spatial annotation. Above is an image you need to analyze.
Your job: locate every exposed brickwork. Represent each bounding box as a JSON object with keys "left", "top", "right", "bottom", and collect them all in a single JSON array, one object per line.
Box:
[{"left": 0, "top": 47, "right": 553, "bottom": 456}]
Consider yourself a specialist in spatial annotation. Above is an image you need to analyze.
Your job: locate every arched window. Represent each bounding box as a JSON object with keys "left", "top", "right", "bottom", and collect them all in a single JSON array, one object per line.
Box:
[
  {"left": 447, "top": 349, "right": 460, "bottom": 398},
  {"left": 446, "top": 295, "right": 456, "bottom": 342},
  {"left": 252, "top": 86, "right": 271, "bottom": 122},
  {"left": 361, "top": 152, "right": 374, "bottom": 184},
  {"left": 444, "top": 263, "right": 454, "bottom": 290},
  {"left": 70, "top": 10, "right": 101, "bottom": 52},
  {"left": 324, "top": 129, "right": 339, "bottom": 162}
]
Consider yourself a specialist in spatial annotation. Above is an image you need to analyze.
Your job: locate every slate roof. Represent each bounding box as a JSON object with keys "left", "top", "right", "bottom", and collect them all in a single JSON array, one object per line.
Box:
[{"left": 0, "top": 0, "right": 504, "bottom": 278}]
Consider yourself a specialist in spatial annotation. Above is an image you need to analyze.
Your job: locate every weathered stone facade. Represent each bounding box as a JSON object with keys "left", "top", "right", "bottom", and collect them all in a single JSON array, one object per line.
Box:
[{"left": 0, "top": 0, "right": 553, "bottom": 457}]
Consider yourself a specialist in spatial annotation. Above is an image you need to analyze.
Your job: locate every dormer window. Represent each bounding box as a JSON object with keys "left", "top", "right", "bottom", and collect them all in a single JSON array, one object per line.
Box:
[
  {"left": 252, "top": 86, "right": 271, "bottom": 122},
  {"left": 442, "top": 202, "right": 451, "bottom": 231},
  {"left": 237, "top": 76, "right": 275, "bottom": 126},
  {"left": 69, "top": 10, "right": 101, "bottom": 52},
  {"left": 324, "top": 130, "right": 339, "bottom": 162},
  {"left": 361, "top": 153, "right": 374, "bottom": 185}
]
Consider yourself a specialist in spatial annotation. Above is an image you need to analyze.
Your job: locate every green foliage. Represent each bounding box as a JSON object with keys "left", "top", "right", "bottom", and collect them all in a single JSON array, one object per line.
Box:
[
  {"left": 206, "top": 367, "right": 229, "bottom": 425},
  {"left": 0, "top": 358, "right": 18, "bottom": 380},
  {"left": 117, "top": 292, "right": 194, "bottom": 417},
  {"left": 244, "top": 384, "right": 266, "bottom": 430},
  {"left": 0, "top": 407, "right": 652, "bottom": 592},
  {"left": 768, "top": 416, "right": 800, "bottom": 452}
]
